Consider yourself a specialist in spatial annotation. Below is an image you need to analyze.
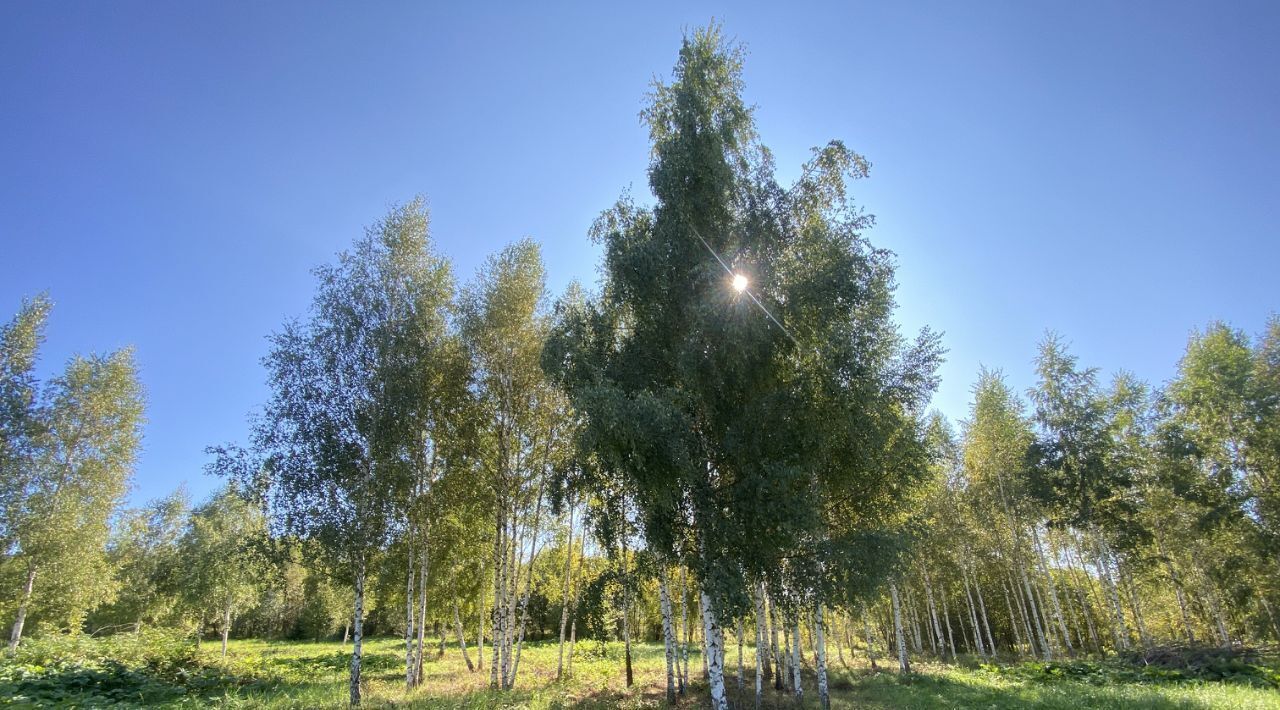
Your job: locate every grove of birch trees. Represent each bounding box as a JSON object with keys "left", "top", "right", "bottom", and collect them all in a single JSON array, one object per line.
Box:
[{"left": 3, "top": 24, "right": 1280, "bottom": 710}]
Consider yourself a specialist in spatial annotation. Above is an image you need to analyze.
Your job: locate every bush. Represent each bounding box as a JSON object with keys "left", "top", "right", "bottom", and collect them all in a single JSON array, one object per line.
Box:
[
  {"left": 0, "top": 629, "right": 273, "bottom": 706},
  {"left": 981, "top": 645, "right": 1280, "bottom": 689}
]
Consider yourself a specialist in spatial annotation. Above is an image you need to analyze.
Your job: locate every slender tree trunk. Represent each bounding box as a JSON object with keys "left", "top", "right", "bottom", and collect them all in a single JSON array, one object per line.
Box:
[
  {"left": 1033, "top": 525, "right": 1072, "bottom": 655},
  {"left": 508, "top": 484, "right": 547, "bottom": 689},
  {"left": 975, "top": 579, "right": 997, "bottom": 657},
  {"left": 405, "top": 539, "right": 416, "bottom": 686},
  {"left": 1066, "top": 543, "right": 1101, "bottom": 656},
  {"left": 790, "top": 616, "right": 804, "bottom": 700},
  {"left": 1122, "top": 566, "right": 1150, "bottom": 650},
  {"left": 1260, "top": 594, "right": 1280, "bottom": 642},
  {"left": 923, "top": 567, "right": 945, "bottom": 657},
  {"left": 415, "top": 548, "right": 428, "bottom": 684},
  {"left": 838, "top": 618, "right": 849, "bottom": 668},
  {"left": 754, "top": 590, "right": 765, "bottom": 707},
  {"left": 658, "top": 566, "right": 677, "bottom": 703},
  {"left": 620, "top": 536, "right": 634, "bottom": 688},
  {"left": 862, "top": 602, "right": 879, "bottom": 671},
  {"left": 782, "top": 614, "right": 793, "bottom": 691},
  {"left": 702, "top": 591, "right": 728, "bottom": 710},
  {"left": 891, "top": 582, "right": 910, "bottom": 673},
  {"left": 753, "top": 582, "right": 771, "bottom": 683},
  {"left": 1093, "top": 535, "right": 1129, "bottom": 651},
  {"left": 962, "top": 566, "right": 987, "bottom": 659},
  {"left": 772, "top": 596, "right": 785, "bottom": 689},
  {"left": 7, "top": 563, "right": 36, "bottom": 651},
  {"left": 736, "top": 619, "right": 744, "bottom": 693},
  {"left": 1020, "top": 564, "right": 1051, "bottom": 660},
  {"left": 1001, "top": 578, "right": 1024, "bottom": 657},
  {"left": 477, "top": 583, "right": 485, "bottom": 671},
  {"left": 815, "top": 605, "right": 830, "bottom": 710},
  {"left": 680, "top": 567, "right": 691, "bottom": 692},
  {"left": 350, "top": 558, "right": 366, "bottom": 708},
  {"left": 490, "top": 506, "right": 504, "bottom": 689},
  {"left": 556, "top": 503, "right": 575, "bottom": 682},
  {"left": 701, "top": 594, "right": 710, "bottom": 682},
  {"left": 220, "top": 599, "right": 232, "bottom": 658},
  {"left": 907, "top": 588, "right": 923, "bottom": 653},
  {"left": 942, "top": 591, "right": 957, "bottom": 662},
  {"left": 1157, "top": 535, "right": 1196, "bottom": 644},
  {"left": 454, "top": 600, "right": 474, "bottom": 671}
]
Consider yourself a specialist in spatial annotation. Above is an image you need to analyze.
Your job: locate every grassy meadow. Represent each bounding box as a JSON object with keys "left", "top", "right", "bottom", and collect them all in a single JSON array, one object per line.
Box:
[{"left": 2, "top": 631, "right": 1279, "bottom": 708}]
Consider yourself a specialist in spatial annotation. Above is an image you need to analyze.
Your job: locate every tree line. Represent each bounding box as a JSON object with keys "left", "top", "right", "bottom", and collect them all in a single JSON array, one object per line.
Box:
[{"left": 2, "top": 26, "right": 1277, "bottom": 710}]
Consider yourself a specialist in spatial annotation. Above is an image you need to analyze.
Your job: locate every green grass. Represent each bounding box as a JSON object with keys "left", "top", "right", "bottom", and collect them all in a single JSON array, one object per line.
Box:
[{"left": 3, "top": 632, "right": 1279, "bottom": 708}]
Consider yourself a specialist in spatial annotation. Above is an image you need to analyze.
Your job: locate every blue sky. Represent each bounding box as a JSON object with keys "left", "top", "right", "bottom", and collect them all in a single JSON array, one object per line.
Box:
[{"left": 2, "top": 2, "right": 1277, "bottom": 507}]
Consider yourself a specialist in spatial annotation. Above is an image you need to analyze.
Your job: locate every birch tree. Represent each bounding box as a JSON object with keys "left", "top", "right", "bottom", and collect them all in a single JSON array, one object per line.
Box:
[
  {"left": 5, "top": 341, "right": 143, "bottom": 648},
  {"left": 251, "top": 199, "right": 449, "bottom": 706}
]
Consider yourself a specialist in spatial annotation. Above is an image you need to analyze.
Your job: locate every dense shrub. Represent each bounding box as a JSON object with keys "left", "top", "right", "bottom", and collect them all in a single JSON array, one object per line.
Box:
[
  {"left": 982, "top": 645, "right": 1280, "bottom": 689},
  {"left": 0, "top": 629, "right": 272, "bottom": 706}
]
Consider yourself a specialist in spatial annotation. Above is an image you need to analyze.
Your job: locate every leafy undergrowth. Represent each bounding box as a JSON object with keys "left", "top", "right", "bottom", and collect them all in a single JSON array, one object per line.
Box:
[
  {"left": 3, "top": 634, "right": 1280, "bottom": 708},
  {"left": 0, "top": 629, "right": 276, "bottom": 706},
  {"left": 980, "top": 644, "right": 1280, "bottom": 689}
]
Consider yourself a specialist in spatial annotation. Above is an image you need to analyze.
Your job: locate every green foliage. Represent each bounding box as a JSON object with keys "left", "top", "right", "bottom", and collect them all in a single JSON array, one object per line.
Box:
[
  {"left": 0, "top": 629, "right": 270, "bottom": 706},
  {"left": 983, "top": 647, "right": 1280, "bottom": 689},
  {"left": 2, "top": 301, "right": 145, "bottom": 642}
]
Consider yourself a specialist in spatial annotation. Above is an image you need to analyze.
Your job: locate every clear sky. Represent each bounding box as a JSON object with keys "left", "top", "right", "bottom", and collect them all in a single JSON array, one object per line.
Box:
[{"left": 2, "top": 2, "right": 1277, "bottom": 508}]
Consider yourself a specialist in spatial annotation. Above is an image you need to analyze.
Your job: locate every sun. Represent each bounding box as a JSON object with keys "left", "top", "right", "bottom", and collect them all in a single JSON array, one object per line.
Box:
[{"left": 732, "top": 273, "right": 748, "bottom": 293}]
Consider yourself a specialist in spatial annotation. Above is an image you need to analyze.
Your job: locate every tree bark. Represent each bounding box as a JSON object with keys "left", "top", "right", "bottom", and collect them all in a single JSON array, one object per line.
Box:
[
  {"left": 790, "top": 615, "right": 804, "bottom": 699},
  {"left": 861, "top": 602, "right": 879, "bottom": 671},
  {"left": 350, "top": 558, "right": 366, "bottom": 707},
  {"left": 962, "top": 566, "right": 986, "bottom": 659},
  {"left": 1033, "top": 524, "right": 1072, "bottom": 655},
  {"left": 220, "top": 598, "right": 232, "bottom": 659},
  {"left": 753, "top": 586, "right": 766, "bottom": 706},
  {"left": 736, "top": 619, "right": 744, "bottom": 693},
  {"left": 771, "top": 596, "right": 785, "bottom": 689},
  {"left": 454, "top": 599, "right": 474, "bottom": 671},
  {"left": 975, "top": 577, "right": 997, "bottom": 657},
  {"left": 658, "top": 565, "right": 677, "bottom": 703},
  {"left": 7, "top": 563, "right": 35, "bottom": 651},
  {"left": 405, "top": 538, "right": 417, "bottom": 686},
  {"left": 753, "top": 582, "right": 771, "bottom": 683},
  {"left": 702, "top": 591, "right": 728, "bottom": 710},
  {"left": 942, "top": 592, "right": 957, "bottom": 662},
  {"left": 679, "top": 566, "right": 691, "bottom": 693},
  {"left": 815, "top": 605, "right": 830, "bottom": 710},
  {"left": 1020, "top": 564, "right": 1051, "bottom": 660},
  {"left": 556, "top": 503, "right": 575, "bottom": 681},
  {"left": 891, "top": 582, "right": 910, "bottom": 673}
]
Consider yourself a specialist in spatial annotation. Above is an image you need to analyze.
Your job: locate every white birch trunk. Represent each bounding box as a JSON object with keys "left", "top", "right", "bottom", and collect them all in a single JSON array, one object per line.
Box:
[
  {"left": 454, "top": 599, "right": 474, "bottom": 671},
  {"left": 1033, "top": 524, "right": 1071, "bottom": 655},
  {"left": 405, "top": 539, "right": 416, "bottom": 687},
  {"left": 815, "top": 605, "right": 830, "bottom": 710},
  {"left": 890, "top": 582, "right": 910, "bottom": 673},
  {"left": 350, "top": 559, "right": 366, "bottom": 707},
  {"left": 790, "top": 616, "right": 803, "bottom": 699},
  {"left": 962, "top": 566, "right": 987, "bottom": 658},
  {"left": 1021, "top": 564, "right": 1051, "bottom": 660},
  {"left": 556, "top": 504, "right": 575, "bottom": 681},
  {"left": 753, "top": 587, "right": 765, "bottom": 705},
  {"left": 8, "top": 563, "right": 35, "bottom": 651},
  {"left": 658, "top": 566, "right": 677, "bottom": 703},
  {"left": 736, "top": 619, "right": 744, "bottom": 692},
  {"left": 702, "top": 591, "right": 728, "bottom": 710},
  {"left": 220, "top": 598, "right": 233, "bottom": 659},
  {"left": 861, "top": 602, "right": 879, "bottom": 671}
]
